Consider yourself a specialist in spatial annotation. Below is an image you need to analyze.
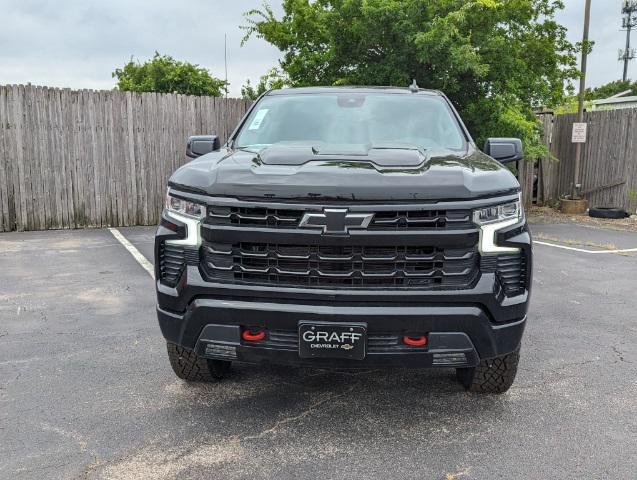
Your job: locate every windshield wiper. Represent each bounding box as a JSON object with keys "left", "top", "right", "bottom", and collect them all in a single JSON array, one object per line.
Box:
[
  {"left": 234, "top": 144, "right": 268, "bottom": 153},
  {"left": 369, "top": 142, "right": 427, "bottom": 151}
]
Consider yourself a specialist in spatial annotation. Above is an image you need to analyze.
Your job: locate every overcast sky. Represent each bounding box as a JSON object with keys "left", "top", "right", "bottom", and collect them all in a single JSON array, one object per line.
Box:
[{"left": 0, "top": 0, "right": 633, "bottom": 97}]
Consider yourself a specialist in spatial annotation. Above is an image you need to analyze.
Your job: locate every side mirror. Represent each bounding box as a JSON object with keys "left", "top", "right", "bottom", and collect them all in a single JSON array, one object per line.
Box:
[
  {"left": 186, "top": 134, "right": 220, "bottom": 158},
  {"left": 484, "top": 138, "right": 524, "bottom": 164}
]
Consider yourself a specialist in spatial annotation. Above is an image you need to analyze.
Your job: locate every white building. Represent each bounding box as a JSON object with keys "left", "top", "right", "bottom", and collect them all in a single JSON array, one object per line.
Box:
[{"left": 590, "top": 90, "right": 637, "bottom": 111}]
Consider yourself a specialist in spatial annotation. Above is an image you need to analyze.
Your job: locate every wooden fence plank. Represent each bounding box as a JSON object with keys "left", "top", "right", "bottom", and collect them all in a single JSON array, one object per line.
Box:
[
  {"left": 0, "top": 87, "right": 11, "bottom": 231},
  {"left": 64, "top": 88, "right": 79, "bottom": 228},
  {"left": 6, "top": 86, "right": 20, "bottom": 231},
  {"left": 12, "top": 85, "right": 28, "bottom": 231},
  {"left": 33, "top": 86, "right": 47, "bottom": 230}
]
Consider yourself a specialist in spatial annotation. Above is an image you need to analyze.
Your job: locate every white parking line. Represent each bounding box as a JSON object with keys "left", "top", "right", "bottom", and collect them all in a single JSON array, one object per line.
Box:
[
  {"left": 108, "top": 228, "right": 155, "bottom": 279},
  {"left": 534, "top": 240, "right": 637, "bottom": 254}
]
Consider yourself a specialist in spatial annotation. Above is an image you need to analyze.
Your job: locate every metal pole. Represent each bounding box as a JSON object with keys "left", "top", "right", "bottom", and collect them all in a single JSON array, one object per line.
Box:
[
  {"left": 624, "top": 19, "right": 632, "bottom": 81},
  {"left": 224, "top": 33, "right": 228, "bottom": 100},
  {"left": 572, "top": 0, "right": 592, "bottom": 200}
]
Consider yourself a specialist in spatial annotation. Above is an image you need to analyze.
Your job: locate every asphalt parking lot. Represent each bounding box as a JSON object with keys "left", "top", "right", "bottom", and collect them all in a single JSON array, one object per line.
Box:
[{"left": 1, "top": 221, "right": 636, "bottom": 479}]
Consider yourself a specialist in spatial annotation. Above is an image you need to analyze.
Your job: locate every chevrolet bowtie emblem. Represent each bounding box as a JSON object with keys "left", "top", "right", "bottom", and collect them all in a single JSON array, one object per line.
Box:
[{"left": 299, "top": 209, "right": 374, "bottom": 234}]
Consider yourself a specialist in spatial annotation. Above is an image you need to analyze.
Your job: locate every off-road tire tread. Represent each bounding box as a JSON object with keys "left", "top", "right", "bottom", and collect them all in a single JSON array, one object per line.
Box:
[
  {"left": 167, "top": 342, "right": 229, "bottom": 381},
  {"left": 458, "top": 347, "right": 520, "bottom": 394}
]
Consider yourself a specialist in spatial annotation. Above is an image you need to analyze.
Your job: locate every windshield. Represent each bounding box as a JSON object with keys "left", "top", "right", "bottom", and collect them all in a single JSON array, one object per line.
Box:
[{"left": 234, "top": 92, "right": 466, "bottom": 151}]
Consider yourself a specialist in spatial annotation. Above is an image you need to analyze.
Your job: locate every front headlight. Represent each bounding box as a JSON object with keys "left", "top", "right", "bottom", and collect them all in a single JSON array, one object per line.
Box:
[
  {"left": 165, "top": 191, "right": 206, "bottom": 219},
  {"left": 473, "top": 198, "right": 522, "bottom": 225},
  {"left": 474, "top": 195, "right": 523, "bottom": 254},
  {"left": 164, "top": 190, "right": 205, "bottom": 246}
]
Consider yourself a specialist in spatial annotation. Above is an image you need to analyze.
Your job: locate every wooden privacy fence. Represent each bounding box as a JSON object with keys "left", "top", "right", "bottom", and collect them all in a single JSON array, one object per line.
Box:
[
  {"left": 523, "top": 109, "right": 637, "bottom": 213},
  {"left": 0, "top": 85, "right": 251, "bottom": 232},
  {"left": 2, "top": 84, "right": 636, "bottom": 232}
]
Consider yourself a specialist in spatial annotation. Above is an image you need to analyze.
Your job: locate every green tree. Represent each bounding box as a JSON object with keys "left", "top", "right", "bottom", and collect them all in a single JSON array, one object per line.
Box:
[
  {"left": 585, "top": 80, "right": 637, "bottom": 100},
  {"left": 241, "top": 68, "right": 289, "bottom": 100},
  {"left": 555, "top": 79, "right": 636, "bottom": 114},
  {"left": 242, "top": 0, "right": 580, "bottom": 158},
  {"left": 113, "top": 52, "right": 228, "bottom": 96}
]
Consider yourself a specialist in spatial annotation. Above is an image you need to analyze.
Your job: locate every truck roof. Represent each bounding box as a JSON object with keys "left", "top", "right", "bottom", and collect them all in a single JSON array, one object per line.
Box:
[{"left": 265, "top": 86, "right": 442, "bottom": 96}]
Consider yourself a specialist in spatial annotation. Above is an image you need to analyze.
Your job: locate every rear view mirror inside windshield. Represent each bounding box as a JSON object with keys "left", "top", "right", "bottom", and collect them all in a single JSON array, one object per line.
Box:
[{"left": 337, "top": 95, "right": 366, "bottom": 108}]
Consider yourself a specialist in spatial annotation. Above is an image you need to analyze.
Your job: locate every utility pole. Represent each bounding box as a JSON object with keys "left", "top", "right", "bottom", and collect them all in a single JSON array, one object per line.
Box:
[
  {"left": 223, "top": 33, "right": 229, "bottom": 140},
  {"left": 620, "top": 1, "right": 637, "bottom": 81},
  {"left": 224, "top": 33, "right": 228, "bottom": 100},
  {"left": 572, "top": 0, "right": 592, "bottom": 200}
]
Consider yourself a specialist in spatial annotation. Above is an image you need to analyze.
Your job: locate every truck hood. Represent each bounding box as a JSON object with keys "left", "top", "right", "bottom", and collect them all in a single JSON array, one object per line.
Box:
[{"left": 168, "top": 144, "right": 519, "bottom": 201}]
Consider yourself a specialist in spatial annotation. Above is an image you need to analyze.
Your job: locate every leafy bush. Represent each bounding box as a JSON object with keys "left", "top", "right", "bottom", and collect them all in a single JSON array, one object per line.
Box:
[{"left": 113, "top": 52, "right": 227, "bottom": 97}]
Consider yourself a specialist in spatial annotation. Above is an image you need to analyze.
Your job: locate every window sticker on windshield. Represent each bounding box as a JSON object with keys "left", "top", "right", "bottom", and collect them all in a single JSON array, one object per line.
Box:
[{"left": 248, "top": 109, "right": 269, "bottom": 130}]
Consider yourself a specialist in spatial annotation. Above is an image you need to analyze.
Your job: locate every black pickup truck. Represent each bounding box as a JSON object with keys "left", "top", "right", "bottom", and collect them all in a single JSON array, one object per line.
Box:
[{"left": 155, "top": 86, "right": 532, "bottom": 394}]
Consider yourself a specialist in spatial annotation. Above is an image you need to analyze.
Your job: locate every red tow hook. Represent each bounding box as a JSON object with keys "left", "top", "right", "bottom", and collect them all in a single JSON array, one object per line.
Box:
[
  {"left": 403, "top": 335, "right": 428, "bottom": 347},
  {"left": 242, "top": 328, "right": 266, "bottom": 342}
]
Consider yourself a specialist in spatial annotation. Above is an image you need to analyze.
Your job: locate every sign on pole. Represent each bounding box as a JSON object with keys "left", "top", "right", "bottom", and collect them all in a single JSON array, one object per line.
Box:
[{"left": 572, "top": 123, "right": 587, "bottom": 143}]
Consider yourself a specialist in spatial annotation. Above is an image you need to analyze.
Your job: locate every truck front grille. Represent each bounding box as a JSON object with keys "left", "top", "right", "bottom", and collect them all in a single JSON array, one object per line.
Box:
[
  {"left": 201, "top": 241, "right": 479, "bottom": 289},
  {"left": 207, "top": 206, "right": 303, "bottom": 228},
  {"left": 206, "top": 206, "right": 472, "bottom": 230}
]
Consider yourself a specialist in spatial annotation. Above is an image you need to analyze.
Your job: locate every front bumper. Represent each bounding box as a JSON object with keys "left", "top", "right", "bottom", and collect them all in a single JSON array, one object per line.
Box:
[{"left": 157, "top": 294, "right": 526, "bottom": 368}]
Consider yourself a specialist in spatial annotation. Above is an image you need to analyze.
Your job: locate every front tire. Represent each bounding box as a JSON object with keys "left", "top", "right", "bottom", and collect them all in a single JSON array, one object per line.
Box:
[
  {"left": 166, "top": 342, "right": 231, "bottom": 381},
  {"left": 457, "top": 347, "right": 520, "bottom": 394}
]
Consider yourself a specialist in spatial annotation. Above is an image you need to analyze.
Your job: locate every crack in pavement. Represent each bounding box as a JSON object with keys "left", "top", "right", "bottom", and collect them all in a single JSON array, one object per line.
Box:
[
  {"left": 612, "top": 345, "right": 630, "bottom": 363},
  {"left": 241, "top": 385, "right": 358, "bottom": 441}
]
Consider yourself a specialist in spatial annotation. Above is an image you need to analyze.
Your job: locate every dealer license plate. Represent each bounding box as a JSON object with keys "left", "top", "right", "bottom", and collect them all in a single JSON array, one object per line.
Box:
[{"left": 298, "top": 322, "right": 367, "bottom": 360}]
